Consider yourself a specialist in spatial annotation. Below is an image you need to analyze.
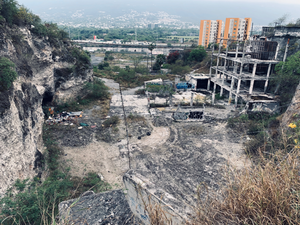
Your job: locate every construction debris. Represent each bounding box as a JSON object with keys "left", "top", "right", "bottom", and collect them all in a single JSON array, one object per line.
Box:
[{"left": 45, "top": 111, "right": 83, "bottom": 125}]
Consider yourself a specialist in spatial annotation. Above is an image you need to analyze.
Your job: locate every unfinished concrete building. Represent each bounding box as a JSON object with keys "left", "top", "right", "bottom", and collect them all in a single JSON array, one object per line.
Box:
[{"left": 207, "top": 39, "right": 280, "bottom": 109}]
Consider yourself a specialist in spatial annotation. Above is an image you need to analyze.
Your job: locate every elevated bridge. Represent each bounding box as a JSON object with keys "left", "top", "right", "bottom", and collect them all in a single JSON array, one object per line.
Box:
[{"left": 73, "top": 41, "right": 187, "bottom": 49}]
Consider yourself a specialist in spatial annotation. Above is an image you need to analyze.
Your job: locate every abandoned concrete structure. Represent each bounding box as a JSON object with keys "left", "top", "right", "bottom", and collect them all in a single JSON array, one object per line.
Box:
[
  {"left": 262, "top": 26, "right": 300, "bottom": 61},
  {"left": 206, "top": 39, "right": 281, "bottom": 108}
]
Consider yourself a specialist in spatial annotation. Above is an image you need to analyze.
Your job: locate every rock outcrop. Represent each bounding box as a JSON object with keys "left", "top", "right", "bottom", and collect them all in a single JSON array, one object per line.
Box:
[
  {"left": 281, "top": 82, "right": 300, "bottom": 127},
  {"left": 0, "top": 23, "right": 92, "bottom": 196}
]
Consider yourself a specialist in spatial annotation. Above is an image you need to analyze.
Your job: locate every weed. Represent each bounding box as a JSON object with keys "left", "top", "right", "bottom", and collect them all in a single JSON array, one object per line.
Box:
[{"left": 103, "top": 116, "right": 119, "bottom": 128}]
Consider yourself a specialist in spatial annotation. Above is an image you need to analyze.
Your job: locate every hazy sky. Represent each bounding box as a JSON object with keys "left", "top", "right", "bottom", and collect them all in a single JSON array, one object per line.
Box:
[{"left": 16, "top": 0, "right": 300, "bottom": 25}]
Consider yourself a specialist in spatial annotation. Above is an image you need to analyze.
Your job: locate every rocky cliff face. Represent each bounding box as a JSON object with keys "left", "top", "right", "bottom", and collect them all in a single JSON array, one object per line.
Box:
[
  {"left": 0, "top": 24, "right": 92, "bottom": 195},
  {"left": 281, "top": 82, "right": 300, "bottom": 127}
]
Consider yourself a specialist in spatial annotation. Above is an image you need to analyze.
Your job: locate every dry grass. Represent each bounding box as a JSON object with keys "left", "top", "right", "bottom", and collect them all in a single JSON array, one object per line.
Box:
[
  {"left": 190, "top": 146, "right": 300, "bottom": 225},
  {"left": 127, "top": 114, "right": 146, "bottom": 124},
  {"left": 91, "top": 97, "right": 111, "bottom": 118},
  {"left": 183, "top": 125, "right": 206, "bottom": 135}
]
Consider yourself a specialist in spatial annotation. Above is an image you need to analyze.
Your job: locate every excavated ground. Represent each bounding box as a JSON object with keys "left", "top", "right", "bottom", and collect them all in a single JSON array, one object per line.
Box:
[{"left": 50, "top": 79, "right": 250, "bottom": 210}]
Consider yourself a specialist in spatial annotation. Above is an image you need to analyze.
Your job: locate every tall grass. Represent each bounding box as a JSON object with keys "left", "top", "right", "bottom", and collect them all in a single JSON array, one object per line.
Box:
[{"left": 191, "top": 144, "right": 300, "bottom": 224}]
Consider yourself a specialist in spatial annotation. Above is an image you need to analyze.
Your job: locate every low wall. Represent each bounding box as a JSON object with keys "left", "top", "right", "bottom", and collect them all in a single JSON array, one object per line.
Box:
[{"left": 123, "top": 170, "right": 186, "bottom": 225}]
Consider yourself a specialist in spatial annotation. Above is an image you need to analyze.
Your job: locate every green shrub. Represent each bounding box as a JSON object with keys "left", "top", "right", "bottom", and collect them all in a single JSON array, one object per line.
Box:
[
  {"left": 0, "top": 57, "right": 18, "bottom": 91},
  {"left": 98, "top": 62, "right": 109, "bottom": 70},
  {"left": 112, "top": 66, "right": 121, "bottom": 72},
  {"left": 188, "top": 46, "right": 207, "bottom": 62},
  {"left": 0, "top": 125, "right": 112, "bottom": 225},
  {"left": 169, "top": 64, "right": 190, "bottom": 75},
  {"left": 135, "top": 88, "right": 146, "bottom": 95},
  {"left": 71, "top": 47, "right": 91, "bottom": 65},
  {"left": 115, "top": 69, "right": 136, "bottom": 83},
  {"left": 135, "top": 65, "right": 148, "bottom": 74},
  {"left": 0, "top": 0, "right": 18, "bottom": 26},
  {"left": 103, "top": 116, "right": 119, "bottom": 128},
  {"left": 84, "top": 78, "right": 110, "bottom": 100}
]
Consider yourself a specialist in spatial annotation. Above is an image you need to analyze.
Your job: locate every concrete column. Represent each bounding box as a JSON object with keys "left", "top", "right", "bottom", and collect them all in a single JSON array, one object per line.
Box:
[
  {"left": 229, "top": 77, "right": 235, "bottom": 104},
  {"left": 249, "top": 63, "right": 257, "bottom": 95},
  {"left": 208, "top": 40, "right": 215, "bottom": 91},
  {"left": 207, "top": 79, "right": 211, "bottom": 91},
  {"left": 190, "top": 92, "right": 194, "bottom": 107},
  {"left": 220, "top": 72, "right": 225, "bottom": 97},
  {"left": 235, "top": 79, "right": 241, "bottom": 107},
  {"left": 274, "top": 44, "right": 279, "bottom": 60},
  {"left": 233, "top": 61, "right": 237, "bottom": 74},
  {"left": 212, "top": 82, "right": 217, "bottom": 104},
  {"left": 264, "top": 63, "right": 272, "bottom": 93},
  {"left": 235, "top": 41, "right": 239, "bottom": 59},
  {"left": 216, "top": 40, "right": 223, "bottom": 76},
  {"left": 239, "top": 62, "right": 243, "bottom": 75}
]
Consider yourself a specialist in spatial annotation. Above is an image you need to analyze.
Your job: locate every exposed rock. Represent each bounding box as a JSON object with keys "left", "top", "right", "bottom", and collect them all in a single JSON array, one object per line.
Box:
[
  {"left": 281, "top": 82, "right": 300, "bottom": 127},
  {"left": 0, "top": 24, "right": 92, "bottom": 195},
  {"left": 59, "top": 189, "right": 141, "bottom": 225}
]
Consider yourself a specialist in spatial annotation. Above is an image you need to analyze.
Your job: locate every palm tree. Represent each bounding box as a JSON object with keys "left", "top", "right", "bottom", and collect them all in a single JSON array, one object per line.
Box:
[{"left": 147, "top": 43, "right": 156, "bottom": 70}]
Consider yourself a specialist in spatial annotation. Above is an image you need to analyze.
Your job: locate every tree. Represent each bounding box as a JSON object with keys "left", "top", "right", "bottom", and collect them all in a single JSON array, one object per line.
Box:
[
  {"left": 272, "top": 51, "right": 300, "bottom": 108},
  {"left": 167, "top": 51, "right": 180, "bottom": 64},
  {"left": 275, "top": 14, "right": 288, "bottom": 26},
  {"left": 132, "top": 56, "right": 142, "bottom": 72},
  {"left": 0, "top": 57, "right": 18, "bottom": 91},
  {"left": 188, "top": 46, "right": 207, "bottom": 62},
  {"left": 147, "top": 43, "right": 156, "bottom": 69},
  {"left": 0, "top": 0, "right": 18, "bottom": 25},
  {"left": 153, "top": 54, "right": 166, "bottom": 71}
]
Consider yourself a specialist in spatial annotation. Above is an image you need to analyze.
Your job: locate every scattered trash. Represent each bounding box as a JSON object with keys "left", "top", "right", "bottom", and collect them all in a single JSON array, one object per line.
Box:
[
  {"left": 146, "top": 131, "right": 151, "bottom": 136},
  {"left": 78, "top": 126, "right": 83, "bottom": 130},
  {"left": 138, "top": 136, "right": 142, "bottom": 140},
  {"left": 91, "top": 125, "right": 96, "bottom": 128},
  {"left": 80, "top": 123, "right": 89, "bottom": 127},
  {"left": 45, "top": 111, "right": 83, "bottom": 125}
]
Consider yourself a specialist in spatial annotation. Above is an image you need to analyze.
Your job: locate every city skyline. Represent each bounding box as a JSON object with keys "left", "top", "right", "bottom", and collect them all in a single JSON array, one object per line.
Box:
[{"left": 16, "top": 0, "right": 300, "bottom": 26}]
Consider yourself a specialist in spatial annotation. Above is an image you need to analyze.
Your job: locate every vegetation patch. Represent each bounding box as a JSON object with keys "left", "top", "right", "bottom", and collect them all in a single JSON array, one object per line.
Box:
[
  {"left": 0, "top": 125, "right": 111, "bottom": 225},
  {"left": 102, "top": 116, "right": 119, "bottom": 128},
  {"left": 0, "top": 57, "right": 18, "bottom": 91}
]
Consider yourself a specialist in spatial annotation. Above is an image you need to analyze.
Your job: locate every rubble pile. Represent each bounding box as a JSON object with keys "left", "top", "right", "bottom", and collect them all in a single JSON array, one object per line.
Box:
[{"left": 45, "top": 108, "right": 83, "bottom": 126}]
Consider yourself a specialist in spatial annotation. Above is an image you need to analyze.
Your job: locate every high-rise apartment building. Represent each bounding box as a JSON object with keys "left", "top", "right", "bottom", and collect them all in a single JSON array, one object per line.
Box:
[
  {"left": 223, "top": 18, "right": 252, "bottom": 46},
  {"left": 198, "top": 20, "right": 223, "bottom": 47},
  {"left": 198, "top": 18, "right": 252, "bottom": 48}
]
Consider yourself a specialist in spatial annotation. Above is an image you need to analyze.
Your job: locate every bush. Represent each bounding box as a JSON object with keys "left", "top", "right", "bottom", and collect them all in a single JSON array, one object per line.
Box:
[
  {"left": 115, "top": 69, "right": 136, "bottom": 83},
  {"left": 188, "top": 46, "right": 207, "bottom": 62},
  {"left": 167, "top": 51, "right": 180, "bottom": 64},
  {"left": 98, "top": 62, "right": 110, "bottom": 70},
  {"left": 112, "top": 66, "right": 121, "bottom": 72},
  {"left": 84, "top": 78, "right": 110, "bottom": 100},
  {"left": 0, "top": 125, "right": 111, "bottom": 225},
  {"left": 103, "top": 116, "right": 119, "bottom": 128},
  {"left": 135, "top": 88, "right": 146, "bottom": 95},
  {"left": 71, "top": 47, "right": 91, "bottom": 66},
  {"left": 0, "top": 57, "right": 18, "bottom": 91},
  {"left": 169, "top": 64, "right": 190, "bottom": 75},
  {"left": 135, "top": 65, "right": 148, "bottom": 74},
  {"left": 0, "top": 0, "right": 18, "bottom": 26}
]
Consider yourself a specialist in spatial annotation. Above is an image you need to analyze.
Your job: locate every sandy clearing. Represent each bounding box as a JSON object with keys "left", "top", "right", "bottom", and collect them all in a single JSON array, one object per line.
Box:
[{"left": 61, "top": 126, "right": 171, "bottom": 188}]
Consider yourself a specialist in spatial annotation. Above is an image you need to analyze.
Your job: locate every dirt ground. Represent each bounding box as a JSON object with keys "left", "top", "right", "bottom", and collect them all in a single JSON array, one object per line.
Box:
[
  {"left": 61, "top": 124, "right": 170, "bottom": 188},
  {"left": 51, "top": 77, "right": 250, "bottom": 205}
]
